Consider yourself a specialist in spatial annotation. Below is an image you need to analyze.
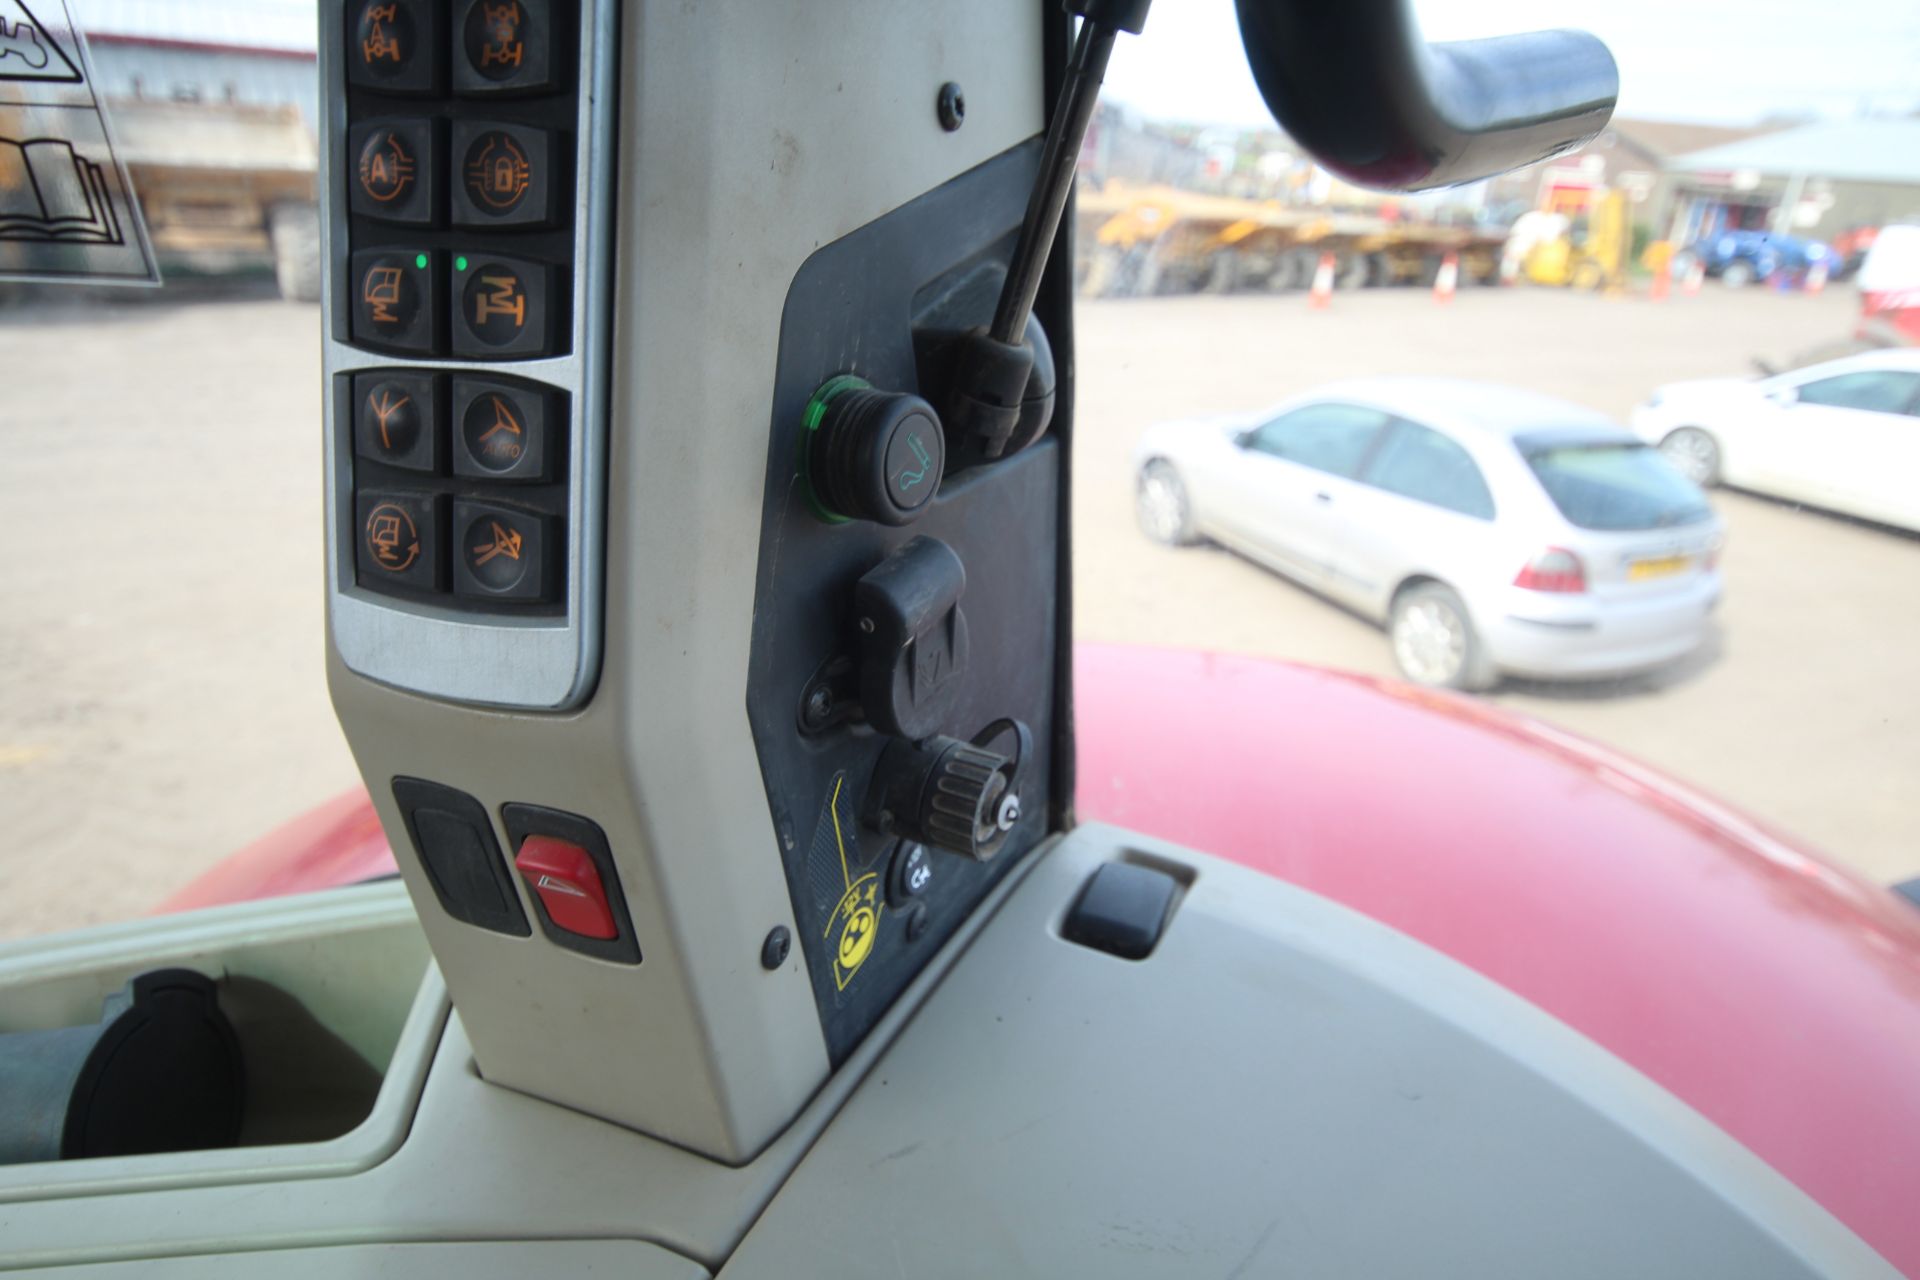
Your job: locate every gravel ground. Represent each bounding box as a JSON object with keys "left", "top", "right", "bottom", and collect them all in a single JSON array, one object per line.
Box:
[{"left": 0, "top": 281, "right": 1912, "bottom": 938}]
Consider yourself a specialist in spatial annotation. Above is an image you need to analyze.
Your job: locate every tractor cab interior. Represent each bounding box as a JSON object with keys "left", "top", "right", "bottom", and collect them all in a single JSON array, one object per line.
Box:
[{"left": 0, "top": 3, "right": 1897, "bottom": 1277}]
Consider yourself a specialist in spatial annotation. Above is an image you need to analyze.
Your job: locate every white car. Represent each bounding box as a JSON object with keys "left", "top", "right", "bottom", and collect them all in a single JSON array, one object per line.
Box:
[
  {"left": 1632, "top": 349, "right": 1920, "bottom": 533},
  {"left": 1133, "top": 378, "right": 1724, "bottom": 690}
]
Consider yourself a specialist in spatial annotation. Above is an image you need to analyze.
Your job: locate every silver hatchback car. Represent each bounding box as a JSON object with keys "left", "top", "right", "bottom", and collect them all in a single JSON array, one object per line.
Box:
[{"left": 1133, "top": 378, "right": 1724, "bottom": 690}]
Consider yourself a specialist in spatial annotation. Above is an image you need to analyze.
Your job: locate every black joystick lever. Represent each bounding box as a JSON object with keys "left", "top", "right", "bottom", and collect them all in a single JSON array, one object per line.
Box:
[
  {"left": 866, "top": 718, "right": 1034, "bottom": 862},
  {"left": 946, "top": 0, "right": 1151, "bottom": 460}
]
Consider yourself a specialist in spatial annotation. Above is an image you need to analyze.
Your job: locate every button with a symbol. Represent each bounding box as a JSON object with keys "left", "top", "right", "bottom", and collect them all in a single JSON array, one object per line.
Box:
[
  {"left": 453, "top": 499, "right": 555, "bottom": 602},
  {"left": 353, "top": 370, "right": 441, "bottom": 472},
  {"left": 451, "top": 122, "right": 554, "bottom": 228},
  {"left": 356, "top": 490, "right": 446, "bottom": 594},
  {"left": 352, "top": 249, "right": 441, "bottom": 356},
  {"left": 348, "top": 0, "right": 441, "bottom": 95},
  {"left": 349, "top": 120, "right": 437, "bottom": 226},
  {"left": 453, "top": 0, "right": 556, "bottom": 96},
  {"left": 453, "top": 375, "right": 560, "bottom": 481},
  {"left": 450, "top": 253, "right": 555, "bottom": 359}
]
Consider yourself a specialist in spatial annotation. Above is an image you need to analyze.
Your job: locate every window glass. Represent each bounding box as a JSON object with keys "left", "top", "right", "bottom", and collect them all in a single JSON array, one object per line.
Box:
[
  {"left": 1363, "top": 420, "right": 1496, "bottom": 519},
  {"left": 1523, "top": 442, "right": 1714, "bottom": 531},
  {"left": 1245, "top": 403, "right": 1387, "bottom": 477},
  {"left": 1794, "top": 371, "right": 1920, "bottom": 415}
]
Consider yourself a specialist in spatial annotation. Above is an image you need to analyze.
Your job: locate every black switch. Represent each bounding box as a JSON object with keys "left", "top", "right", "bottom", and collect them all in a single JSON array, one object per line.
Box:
[
  {"left": 450, "top": 122, "right": 558, "bottom": 229},
  {"left": 393, "top": 779, "right": 530, "bottom": 937},
  {"left": 356, "top": 489, "right": 446, "bottom": 593},
  {"left": 451, "top": 254, "right": 556, "bottom": 359},
  {"left": 347, "top": 0, "right": 442, "bottom": 95},
  {"left": 453, "top": 499, "right": 557, "bottom": 603},
  {"left": 349, "top": 120, "right": 438, "bottom": 227},
  {"left": 452, "top": 375, "right": 560, "bottom": 481},
  {"left": 351, "top": 249, "right": 442, "bottom": 357},
  {"left": 453, "top": 0, "right": 559, "bottom": 96},
  {"left": 353, "top": 371, "right": 441, "bottom": 472},
  {"left": 1062, "top": 862, "right": 1179, "bottom": 961}
]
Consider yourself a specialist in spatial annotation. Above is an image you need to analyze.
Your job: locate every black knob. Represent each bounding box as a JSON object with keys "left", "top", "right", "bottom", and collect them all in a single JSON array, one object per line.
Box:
[
  {"left": 802, "top": 375, "right": 945, "bottom": 526},
  {"left": 865, "top": 732, "right": 1023, "bottom": 863}
]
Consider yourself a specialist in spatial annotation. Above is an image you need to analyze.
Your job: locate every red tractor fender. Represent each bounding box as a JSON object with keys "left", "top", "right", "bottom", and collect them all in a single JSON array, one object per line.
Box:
[{"left": 160, "top": 643, "right": 1920, "bottom": 1273}]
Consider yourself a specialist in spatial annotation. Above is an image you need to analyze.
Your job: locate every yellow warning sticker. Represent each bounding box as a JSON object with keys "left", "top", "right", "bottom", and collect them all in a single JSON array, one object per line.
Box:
[{"left": 821, "top": 774, "right": 882, "bottom": 991}]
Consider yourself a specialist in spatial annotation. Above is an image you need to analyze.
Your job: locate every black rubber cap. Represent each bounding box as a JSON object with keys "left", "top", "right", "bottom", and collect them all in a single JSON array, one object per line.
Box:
[
  {"left": 64, "top": 969, "right": 245, "bottom": 1158},
  {"left": 810, "top": 387, "right": 945, "bottom": 526}
]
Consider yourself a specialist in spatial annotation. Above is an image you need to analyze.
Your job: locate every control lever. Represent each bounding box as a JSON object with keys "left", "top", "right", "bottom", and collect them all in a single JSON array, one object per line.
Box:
[
  {"left": 945, "top": 0, "right": 1152, "bottom": 460},
  {"left": 866, "top": 718, "right": 1034, "bottom": 862}
]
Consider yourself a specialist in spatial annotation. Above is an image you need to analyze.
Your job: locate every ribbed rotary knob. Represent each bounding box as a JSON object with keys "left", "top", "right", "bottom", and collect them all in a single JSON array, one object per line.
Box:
[
  {"left": 865, "top": 734, "right": 1021, "bottom": 863},
  {"left": 802, "top": 376, "right": 946, "bottom": 527}
]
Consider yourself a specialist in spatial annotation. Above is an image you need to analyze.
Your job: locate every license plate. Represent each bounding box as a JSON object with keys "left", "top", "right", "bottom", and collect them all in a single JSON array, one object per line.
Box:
[{"left": 1628, "top": 554, "right": 1691, "bottom": 581}]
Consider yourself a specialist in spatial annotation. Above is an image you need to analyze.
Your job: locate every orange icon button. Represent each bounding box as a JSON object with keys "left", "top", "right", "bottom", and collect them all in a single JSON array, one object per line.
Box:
[
  {"left": 356, "top": 491, "right": 444, "bottom": 592},
  {"left": 350, "top": 0, "right": 438, "bottom": 94},
  {"left": 452, "top": 255, "right": 550, "bottom": 358},
  {"left": 453, "top": 377, "right": 554, "bottom": 481},
  {"left": 457, "top": 0, "right": 552, "bottom": 93},
  {"left": 454, "top": 500, "right": 551, "bottom": 601}
]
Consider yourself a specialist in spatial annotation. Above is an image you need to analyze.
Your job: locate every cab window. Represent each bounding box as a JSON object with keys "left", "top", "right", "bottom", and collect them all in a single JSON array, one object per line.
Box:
[
  {"left": 1793, "top": 371, "right": 1920, "bottom": 415},
  {"left": 1243, "top": 403, "right": 1388, "bottom": 477},
  {"left": 1363, "top": 420, "right": 1496, "bottom": 519}
]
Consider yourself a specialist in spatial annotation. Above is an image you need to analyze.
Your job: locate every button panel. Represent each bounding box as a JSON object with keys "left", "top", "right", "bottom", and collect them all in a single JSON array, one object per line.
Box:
[{"left": 330, "top": 0, "right": 593, "bottom": 633}]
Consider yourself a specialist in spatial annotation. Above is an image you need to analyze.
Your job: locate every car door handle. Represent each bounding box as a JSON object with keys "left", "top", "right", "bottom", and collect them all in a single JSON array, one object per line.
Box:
[{"left": 1315, "top": 491, "right": 1333, "bottom": 503}]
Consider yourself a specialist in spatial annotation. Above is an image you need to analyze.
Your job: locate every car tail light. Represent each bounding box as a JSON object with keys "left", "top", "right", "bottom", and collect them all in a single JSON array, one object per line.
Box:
[{"left": 1514, "top": 547, "right": 1587, "bottom": 593}]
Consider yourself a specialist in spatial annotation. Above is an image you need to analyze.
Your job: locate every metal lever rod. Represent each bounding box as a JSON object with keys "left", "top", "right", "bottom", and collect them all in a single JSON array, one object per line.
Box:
[{"left": 988, "top": 12, "right": 1130, "bottom": 346}]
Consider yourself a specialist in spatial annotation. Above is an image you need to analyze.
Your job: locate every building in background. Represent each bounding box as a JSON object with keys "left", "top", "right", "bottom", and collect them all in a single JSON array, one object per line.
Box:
[{"left": 1664, "top": 119, "right": 1920, "bottom": 248}]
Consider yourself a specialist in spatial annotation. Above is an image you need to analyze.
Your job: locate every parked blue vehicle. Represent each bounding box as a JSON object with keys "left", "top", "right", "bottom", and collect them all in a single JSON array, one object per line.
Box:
[{"left": 1687, "top": 230, "right": 1838, "bottom": 287}]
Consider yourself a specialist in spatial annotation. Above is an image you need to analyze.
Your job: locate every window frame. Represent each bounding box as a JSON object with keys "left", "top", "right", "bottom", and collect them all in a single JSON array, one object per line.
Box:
[
  {"left": 1790, "top": 369, "right": 1920, "bottom": 416},
  {"left": 1357, "top": 417, "right": 1499, "bottom": 521},
  {"left": 1239, "top": 401, "right": 1392, "bottom": 480}
]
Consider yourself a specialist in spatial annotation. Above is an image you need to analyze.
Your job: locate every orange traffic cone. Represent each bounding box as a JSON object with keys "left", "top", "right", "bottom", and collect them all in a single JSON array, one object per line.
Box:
[
  {"left": 1649, "top": 267, "right": 1670, "bottom": 302},
  {"left": 1309, "top": 252, "right": 1335, "bottom": 309},
  {"left": 1433, "top": 252, "right": 1458, "bottom": 304},
  {"left": 1806, "top": 261, "right": 1828, "bottom": 295},
  {"left": 1682, "top": 258, "right": 1705, "bottom": 296}
]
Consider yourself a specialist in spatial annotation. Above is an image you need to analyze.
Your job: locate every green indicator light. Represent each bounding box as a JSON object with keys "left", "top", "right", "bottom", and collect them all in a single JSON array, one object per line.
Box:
[
  {"left": 414, "top": 253, "right": 428, "bottom": 270},
  {"left": 455, "top": 255, "right": 469, "bottom": 271}
]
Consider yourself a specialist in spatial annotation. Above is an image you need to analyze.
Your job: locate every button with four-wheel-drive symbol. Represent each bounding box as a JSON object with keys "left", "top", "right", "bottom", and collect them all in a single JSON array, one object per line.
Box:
[
  {"left": 453, "top": 375, "right": 559, "bottom": 481},
  {"left": 350, "top": 120, "right": 438, "bottom": 225},
  {"left": 348, "top": 0, "right": 442, "bottom": 95},
  {"left": 356, "top": 490, "right": 445, "bottom": 593},
  {"left": 354, "top": 370, "right": 441, "bottom": 471},
  {"left": 454, "top": 0, "right": 556, "bottom": 96},
  {"left": 453, "top": 499, "right": 554, "bottom": 602}
]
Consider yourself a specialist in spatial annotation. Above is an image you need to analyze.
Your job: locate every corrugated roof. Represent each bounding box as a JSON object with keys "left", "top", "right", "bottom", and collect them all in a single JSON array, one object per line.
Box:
[
  {"left": 1670, "top": 119, "right": 1920, "bottom": 186},
  {"left": 72, "top": 0, "right": 318, "bottom": 55}
]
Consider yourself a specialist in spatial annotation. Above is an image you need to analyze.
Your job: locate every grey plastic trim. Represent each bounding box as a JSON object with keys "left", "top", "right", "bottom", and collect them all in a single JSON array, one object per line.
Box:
[{"left": 320, "top": 0, "right": 616, "bottom": 710}]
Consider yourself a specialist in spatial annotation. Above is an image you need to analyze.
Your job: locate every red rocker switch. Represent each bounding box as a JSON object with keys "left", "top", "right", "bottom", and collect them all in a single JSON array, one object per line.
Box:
[{"left": 515, "top": 835, "right": 618, "bottom": 940}]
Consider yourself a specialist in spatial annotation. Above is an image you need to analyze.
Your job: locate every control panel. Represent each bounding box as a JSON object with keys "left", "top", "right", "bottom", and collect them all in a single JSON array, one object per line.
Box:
[{"left": 322, "top": 0, "right": 614, "bottom": 708}]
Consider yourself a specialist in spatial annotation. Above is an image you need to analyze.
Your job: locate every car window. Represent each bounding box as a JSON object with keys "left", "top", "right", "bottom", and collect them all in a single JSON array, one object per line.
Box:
[
  {"left": 1523, "top": 441, "right": 1714, "bottom": 531},
  {"left": 1245, "top": 403, "right": 1388, "bottom": 477},
  {"left": 1362, "top": 420, "right": 1496, "bottom": 519},
  {"left": 1794, "top": 370, "right": 1920, "bottom": 415}
]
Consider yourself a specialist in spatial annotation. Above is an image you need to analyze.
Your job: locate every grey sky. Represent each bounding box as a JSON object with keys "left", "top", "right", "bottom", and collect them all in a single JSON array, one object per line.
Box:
[{"left": 1103, "top": 0, "right": 1920, "bottom": 129}]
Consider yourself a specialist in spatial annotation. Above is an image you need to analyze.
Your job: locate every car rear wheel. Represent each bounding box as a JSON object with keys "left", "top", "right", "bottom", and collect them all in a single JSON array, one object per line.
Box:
[
  {"left": 1721, "top": 260, "right": 1754, "bottom": 289},
  {"left": 1136, "top": 460, "right": 1198, "bottom": 546},
  {"left": 1390, "top": 583, "right": 1496, "bottom": 692},
  {"left": 1659, "top": 428, "right": 1721, "bottom": 486}
]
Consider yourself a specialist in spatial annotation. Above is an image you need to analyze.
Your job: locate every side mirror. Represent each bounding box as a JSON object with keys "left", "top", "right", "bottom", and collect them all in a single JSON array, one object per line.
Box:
[
  {"left": 1770, "top": 385, "right": 1799, "bottom": 407},
  {"left": 1234, "top": 0, "right": 1619, "bottom": 191}
]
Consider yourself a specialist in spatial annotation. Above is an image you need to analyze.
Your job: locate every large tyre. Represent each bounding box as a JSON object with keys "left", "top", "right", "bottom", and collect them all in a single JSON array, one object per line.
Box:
[
  {"left": 1659, "top": 427, "right": 1721, "bottom": 487},
  {"left": 268, "top": 202, "right": 322, "bottom": 303},
  {"left": 1390, "top": 583, "right": 1497, "bottom": 692},
  {"left": 1136, "top": 460, "right": 1199, "bottom": 547},
  {"left": 1203, "top": 249, "right": 1240, "bottom": 294},
  {"left": 1334, "top": 251, "right": 1368, "bottom": 290},
  {"left": 1720, "top": 259, "right": 1755, "bottom": 289}
]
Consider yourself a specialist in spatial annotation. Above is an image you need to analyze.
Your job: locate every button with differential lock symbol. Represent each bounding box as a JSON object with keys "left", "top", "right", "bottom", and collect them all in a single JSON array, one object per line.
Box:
[{"left": 801, "top": 374, "right": 945, "bottom": 526}]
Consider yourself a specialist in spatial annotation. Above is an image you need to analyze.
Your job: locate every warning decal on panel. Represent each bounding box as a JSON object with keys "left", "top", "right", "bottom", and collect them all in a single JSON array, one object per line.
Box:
[
  {"left": 0, "top": 0, "right": 160, "bottom": 283},
  {"left": 809, "top": 773, "right": 885, "bottom": 994}
]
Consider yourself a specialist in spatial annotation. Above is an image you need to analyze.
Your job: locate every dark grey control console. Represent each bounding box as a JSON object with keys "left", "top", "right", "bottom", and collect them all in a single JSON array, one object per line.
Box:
[{"left": 321, "top": 0, "right": 614, "bottom": 708}]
